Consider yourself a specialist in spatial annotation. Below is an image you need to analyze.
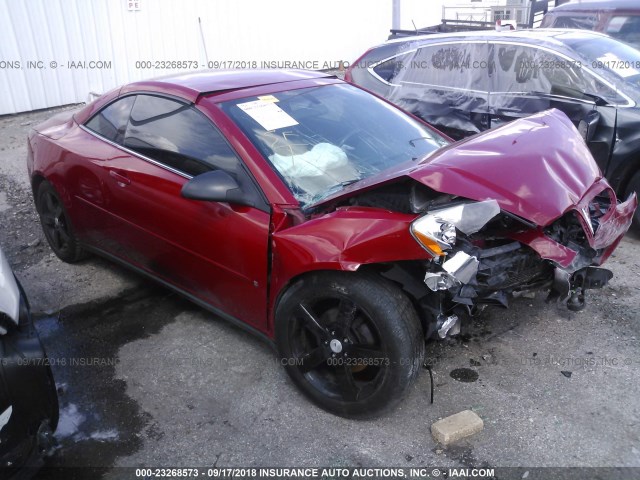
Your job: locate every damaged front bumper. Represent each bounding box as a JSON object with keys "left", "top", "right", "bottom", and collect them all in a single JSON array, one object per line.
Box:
[{"left": 415, "top": 187, "right": 637, "bottom": 339}]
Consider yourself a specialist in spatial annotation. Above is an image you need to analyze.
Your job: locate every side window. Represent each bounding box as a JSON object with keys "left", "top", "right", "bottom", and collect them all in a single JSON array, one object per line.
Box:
[
  {"left": 372, "top": 53, "right": 410, "bottom": 83},
  {"left": 85, "top": 96, "right": 135, "bottom": 144},
  {"left": 399, "top": 43, "right": 489, "bottom": 91},
  {"left": 490, "top": 45, "right": 588, "bottom": 97},
  {"left": 124, "top": 95, "right": 242, "bottom": 177}
]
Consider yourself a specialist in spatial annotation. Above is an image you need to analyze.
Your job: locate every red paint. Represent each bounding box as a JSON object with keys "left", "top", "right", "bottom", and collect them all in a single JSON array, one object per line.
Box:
[{"left": 28, "top": 72, "right": 636, "bottom": 339}]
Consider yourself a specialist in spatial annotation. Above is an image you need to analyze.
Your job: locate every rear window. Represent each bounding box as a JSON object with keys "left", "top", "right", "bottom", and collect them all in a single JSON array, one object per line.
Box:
[
  {"left": 605, "top": 15, "right": 640, "bottom": 49},
  {"left": 545, "top": 13, "right": 599, "bottom": 30}
]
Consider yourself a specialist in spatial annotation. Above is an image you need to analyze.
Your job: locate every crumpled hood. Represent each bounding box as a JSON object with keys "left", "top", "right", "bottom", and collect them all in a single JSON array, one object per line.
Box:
[
  {"left": 411, "top": 109, "right": 601, "bottom": 226},
  {"left": 312, "top": 109, "right": 601, "bottom": 226}
]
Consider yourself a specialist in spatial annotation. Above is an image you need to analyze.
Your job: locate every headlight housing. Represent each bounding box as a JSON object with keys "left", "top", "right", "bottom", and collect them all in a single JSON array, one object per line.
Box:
[
  {"left": 410, "top": 200, "right": 500, "bottom": 256},
  {"left": 411, "top": 215, "right": 457, "bottom": 256}
]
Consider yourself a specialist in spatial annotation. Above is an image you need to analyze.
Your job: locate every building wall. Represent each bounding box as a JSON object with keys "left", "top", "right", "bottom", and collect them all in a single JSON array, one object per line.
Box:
[{"left": 1, "top": 0, "right": 444, "bottom": 115}]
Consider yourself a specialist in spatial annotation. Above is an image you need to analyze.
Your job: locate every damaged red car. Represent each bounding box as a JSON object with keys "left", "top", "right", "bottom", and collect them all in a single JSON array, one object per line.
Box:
[{"left": 27, "top": 70, "right": 637, "bottom": 418}]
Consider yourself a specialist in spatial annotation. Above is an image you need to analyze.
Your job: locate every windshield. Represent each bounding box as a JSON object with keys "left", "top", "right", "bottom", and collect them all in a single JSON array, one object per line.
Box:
[
  {"left": 562, "top": 33, "right": 640, "bottom": 100},
  {"left": 220, "top": 83, "right": 448, "bottom": 206}
]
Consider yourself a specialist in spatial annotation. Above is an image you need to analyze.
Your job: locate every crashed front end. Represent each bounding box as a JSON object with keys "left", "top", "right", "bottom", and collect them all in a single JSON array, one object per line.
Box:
[
  {"left": 305, "top": 109, "right": 638, "bottom": 340},
  {"left": 409, "top": 187, "right": 636, "bottom": 338},
  {"left": 385, "top": 109, "right": 636, "bottom": 338}
]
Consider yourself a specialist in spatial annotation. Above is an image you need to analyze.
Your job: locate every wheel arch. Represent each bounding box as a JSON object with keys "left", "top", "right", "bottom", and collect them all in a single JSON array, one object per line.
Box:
[{"left": 269, "top": 261, "right": 434, "bottom": 340}]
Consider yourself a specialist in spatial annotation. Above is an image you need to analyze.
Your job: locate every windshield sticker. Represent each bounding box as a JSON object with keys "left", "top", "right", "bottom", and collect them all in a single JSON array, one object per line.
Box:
[
  {"left": 237, "top": 100, "right": 298, "bottom": 130},
  {"left": 257, "top": 95, "right": 279, "bottom": 103},
  {"left": 597, "top": 52, "right": 640, "bottom": 78}
]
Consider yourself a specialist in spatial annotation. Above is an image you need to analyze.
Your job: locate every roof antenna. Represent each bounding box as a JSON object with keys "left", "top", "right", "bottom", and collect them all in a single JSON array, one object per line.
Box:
[
  {"left": 412, "top": 19, "right": 418, "bottom": 34},
  {"left": 198, "top": 17, "right": 210, "bottom": 65}
]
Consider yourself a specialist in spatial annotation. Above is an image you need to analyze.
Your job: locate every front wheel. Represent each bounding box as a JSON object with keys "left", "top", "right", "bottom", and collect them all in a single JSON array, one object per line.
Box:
[{"left": 275, "top": 272, "right": 425, "bottom": 418}]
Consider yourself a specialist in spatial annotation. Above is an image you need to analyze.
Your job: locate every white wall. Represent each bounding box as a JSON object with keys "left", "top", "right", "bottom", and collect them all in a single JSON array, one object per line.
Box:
[
  {"left": 399, "top": 0, "right": 446, "bottom": 30},
  {"left": 0, "top": 0, "right": 396, "bottom": 115}
]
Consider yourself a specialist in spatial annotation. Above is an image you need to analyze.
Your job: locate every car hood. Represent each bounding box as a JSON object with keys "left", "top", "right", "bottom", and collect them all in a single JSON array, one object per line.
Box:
[{"left": 312, "top": 109, "right": 601, "bottom": 226}]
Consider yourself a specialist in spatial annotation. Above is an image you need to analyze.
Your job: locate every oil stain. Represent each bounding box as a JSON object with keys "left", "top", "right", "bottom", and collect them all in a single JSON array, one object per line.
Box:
[{"left": 450, "top": 368, "right": 479, "bottom": 383}]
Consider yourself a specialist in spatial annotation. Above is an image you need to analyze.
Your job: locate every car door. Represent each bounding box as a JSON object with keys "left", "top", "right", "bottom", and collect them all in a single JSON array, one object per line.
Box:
[
  {"left": 88, "top": 93, "right": 271, "bottom": 330},
  {"left": 487, "top": 42, "right": 616, "bottom": 170}
]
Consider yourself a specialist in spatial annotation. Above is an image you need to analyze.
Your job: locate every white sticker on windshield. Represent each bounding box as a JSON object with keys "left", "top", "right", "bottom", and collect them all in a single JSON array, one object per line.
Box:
[
  {"left": 237, "top": 100, "right": 298, "bottom": 131},
  {"left": 597, "top": 52, "right": 640, "bottom": 78}
]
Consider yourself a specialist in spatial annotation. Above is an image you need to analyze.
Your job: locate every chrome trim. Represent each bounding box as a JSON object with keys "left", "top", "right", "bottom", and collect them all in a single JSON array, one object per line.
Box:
[
  {"left": 367, "top": 39, "right": 635, "bottom": 107},
  {"left": 78, "top": 124, "right": 193, "bottom": 180}
]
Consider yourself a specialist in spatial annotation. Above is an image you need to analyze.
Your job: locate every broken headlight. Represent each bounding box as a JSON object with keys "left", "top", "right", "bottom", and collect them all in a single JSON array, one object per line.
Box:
[
  {"left": 410, "top": 200, "right": 500, "bottom": 256},
  {"left": 410, "top": 214, "right": 457, "bottom": 256}
]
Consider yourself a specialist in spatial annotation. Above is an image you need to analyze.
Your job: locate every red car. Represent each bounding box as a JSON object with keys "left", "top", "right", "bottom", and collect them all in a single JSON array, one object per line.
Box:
[{"left": 27, "top": 70, "right": 636, "bottom": 417}]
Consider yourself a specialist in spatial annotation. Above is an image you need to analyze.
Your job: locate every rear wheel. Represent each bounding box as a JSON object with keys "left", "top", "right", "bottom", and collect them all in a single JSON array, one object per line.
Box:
[
  {"left": 36, "top": 181, "right": 87, "bottom": 263},
  {"left": 626, "top": 171, "right": 640, "bottom": 233},
  {"left": 275, "top": 272, "right": 424, "bottom": 418}
]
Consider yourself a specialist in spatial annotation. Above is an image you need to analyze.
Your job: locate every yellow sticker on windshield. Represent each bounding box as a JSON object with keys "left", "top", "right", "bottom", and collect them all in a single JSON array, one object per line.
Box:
[{"left": 258, "top": 95, "right": 279, "bottom": 103}]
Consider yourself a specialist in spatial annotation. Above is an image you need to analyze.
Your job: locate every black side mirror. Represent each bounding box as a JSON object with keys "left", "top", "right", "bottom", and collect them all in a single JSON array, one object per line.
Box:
[
  {"left": 181, "top": 170, "right": 253, "bottom": 207},
  {"left": 578, "top": 110, "right": 600, "bottom": 143}
]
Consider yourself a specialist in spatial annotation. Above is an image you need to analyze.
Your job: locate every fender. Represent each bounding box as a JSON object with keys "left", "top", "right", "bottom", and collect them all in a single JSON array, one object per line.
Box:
[{"left": 268, "top": 206, "right": 432, "bottom": 333}]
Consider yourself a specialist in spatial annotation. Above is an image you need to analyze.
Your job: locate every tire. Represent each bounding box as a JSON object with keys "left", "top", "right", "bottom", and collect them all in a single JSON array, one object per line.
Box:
[
  {"left": 275, "top": 271, "right": 425, "bottom": 418},
  {"left": 625, "top": 170, "right": 640, "bottom": 233},
  {"left": 36, "top": 181, "right": 87, "bottom": 263}
]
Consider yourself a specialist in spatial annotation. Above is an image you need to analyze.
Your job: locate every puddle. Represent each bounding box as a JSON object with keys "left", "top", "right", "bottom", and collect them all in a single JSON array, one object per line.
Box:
[
  {"left": 56, "top": 403, "right": 87, "bottom": 439},
  {"left": 33, "top": 284, "right": 191, "bottom": 475},
  {"left": 450, "top": 368, "right": 479, "bottom": 383}
]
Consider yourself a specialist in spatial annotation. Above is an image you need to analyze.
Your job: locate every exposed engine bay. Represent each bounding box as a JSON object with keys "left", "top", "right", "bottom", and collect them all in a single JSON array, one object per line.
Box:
[{"left": 322, "top": 180, "right": 621, "bottom": 340}]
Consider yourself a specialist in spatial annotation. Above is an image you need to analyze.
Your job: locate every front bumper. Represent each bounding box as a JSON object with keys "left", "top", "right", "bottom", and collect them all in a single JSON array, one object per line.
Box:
[{"left": 511, "top": 182, "right": 637, "bottom": 272}]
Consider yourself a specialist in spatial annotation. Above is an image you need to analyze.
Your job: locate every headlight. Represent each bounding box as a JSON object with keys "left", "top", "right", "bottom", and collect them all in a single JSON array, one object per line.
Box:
[
  {"left": 410, "top": 200, "right": 500, "bottom": 256},
  {"left": 411, "top": 215, "right": 457, "bottom": 256}
]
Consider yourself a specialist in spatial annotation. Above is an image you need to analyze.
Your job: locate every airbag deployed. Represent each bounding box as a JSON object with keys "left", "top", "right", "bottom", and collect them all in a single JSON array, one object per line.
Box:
[{"left": 270, "top": 143, "right": 360, "bottom": 200}]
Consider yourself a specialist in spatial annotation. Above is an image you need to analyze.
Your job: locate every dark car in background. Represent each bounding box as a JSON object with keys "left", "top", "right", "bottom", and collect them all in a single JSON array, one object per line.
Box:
[
  {"left": 0, "top": 246, "right": 58, "bottom": 479},
  {"left": 346, "top": 29, "right": 640, "bottom": 230},
  {"left": 541, "top": 0, "right": 640, "bottom": 49}
]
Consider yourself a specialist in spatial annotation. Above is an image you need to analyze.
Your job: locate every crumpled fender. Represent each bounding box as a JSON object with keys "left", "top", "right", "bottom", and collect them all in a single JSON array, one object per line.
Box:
[{"left": 269, "top": 206, "right": 429, "bottom": 316}]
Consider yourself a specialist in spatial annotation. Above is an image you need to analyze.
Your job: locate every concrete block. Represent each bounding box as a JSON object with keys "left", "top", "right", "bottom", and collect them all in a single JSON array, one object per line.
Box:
[{"left": 431, "top": 410, "right": 484, "bottom": 445}]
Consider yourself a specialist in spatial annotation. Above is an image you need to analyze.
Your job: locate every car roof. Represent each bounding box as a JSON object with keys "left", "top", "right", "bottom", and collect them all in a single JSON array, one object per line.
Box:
[
  {"left": 383, "top": 28, "right": 611, "bottom": 52},
  {"left": 119, "top": 69, "right": 336, "bottom": 103},
  {"left": 551, "top": 0, "right": 640, "bottom": 13}
]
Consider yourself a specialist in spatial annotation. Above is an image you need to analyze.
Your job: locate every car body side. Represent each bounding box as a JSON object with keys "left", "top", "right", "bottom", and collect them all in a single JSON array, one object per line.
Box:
[
  {"left": 26, "top": 72, "right": 637, "bottom": 344},
  {"left": 27, "top": 75, "right": 439, "bottom": 339}
]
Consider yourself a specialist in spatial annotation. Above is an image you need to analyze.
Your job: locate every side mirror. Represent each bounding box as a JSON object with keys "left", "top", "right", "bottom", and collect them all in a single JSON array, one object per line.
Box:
[
  {"left": 181, "top": 170, "right": 253, "bottom": 207},
  {"left": 578, "top": 110, "right": 600, "bottom": 143}
]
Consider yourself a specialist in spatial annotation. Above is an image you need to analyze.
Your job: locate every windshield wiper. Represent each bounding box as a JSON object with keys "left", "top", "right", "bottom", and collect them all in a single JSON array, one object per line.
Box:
[
  {"left": 308, "top": 179, "right": 362, "bottom": 205},
  {"left": 409, "top": 137, "right": 434, "bottom": 147}
]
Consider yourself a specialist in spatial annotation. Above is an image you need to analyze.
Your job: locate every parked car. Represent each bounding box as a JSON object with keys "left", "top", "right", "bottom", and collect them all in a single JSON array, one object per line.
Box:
[
  {"left": 0, "top": 246, "right": 58, "bottom": 478},
  {"left": 27, "top": 70, "right": 636, "bottom": 417},
  {"left": 345, "top": 29, "right": 640, "bottom": 230},
  {"left": 541, "top": 0, "right": 640, "bottom": 49}
]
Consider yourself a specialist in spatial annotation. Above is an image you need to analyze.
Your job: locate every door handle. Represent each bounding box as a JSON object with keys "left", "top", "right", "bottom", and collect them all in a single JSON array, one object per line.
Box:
[{"left": 109, "top": 170, "right": 131, "bottom": 186}]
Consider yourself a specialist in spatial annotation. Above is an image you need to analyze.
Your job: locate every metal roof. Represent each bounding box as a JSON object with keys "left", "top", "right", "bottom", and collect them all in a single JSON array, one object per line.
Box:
[{"left": 119, "top": 70, "right": 336, "bottom": 103}]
